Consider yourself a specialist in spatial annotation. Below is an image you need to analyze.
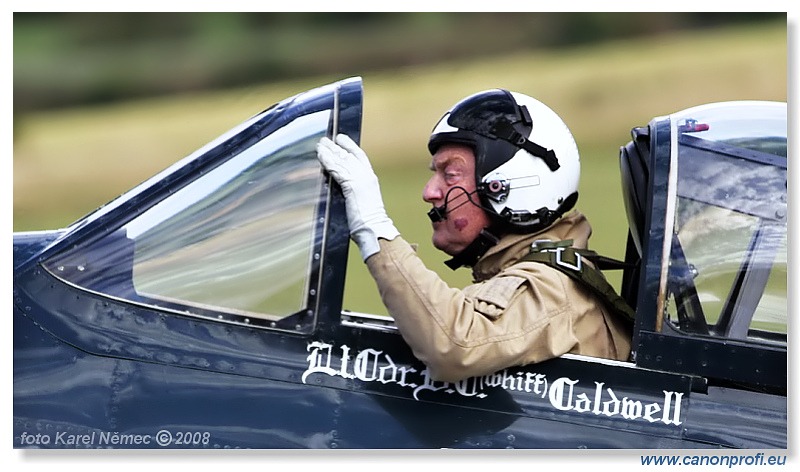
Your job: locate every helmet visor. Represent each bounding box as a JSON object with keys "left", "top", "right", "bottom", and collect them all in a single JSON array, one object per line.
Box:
[{"left": 446, "top": 89, "right": 521, "bottom": 138}]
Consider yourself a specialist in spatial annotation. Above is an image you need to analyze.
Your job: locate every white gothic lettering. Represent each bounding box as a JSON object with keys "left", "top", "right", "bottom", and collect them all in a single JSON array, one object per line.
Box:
[{"left": 301, "top": 341, "right": 684, "bottom": 426}]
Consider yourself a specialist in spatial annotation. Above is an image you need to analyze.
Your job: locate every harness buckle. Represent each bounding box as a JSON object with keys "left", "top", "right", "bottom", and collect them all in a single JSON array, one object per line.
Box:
[
  {"left": 531, "top": 240, "right": 582, "bottom": 272},
  {"left": 555, "top": 247, "right": 582, "bottom": 272}
]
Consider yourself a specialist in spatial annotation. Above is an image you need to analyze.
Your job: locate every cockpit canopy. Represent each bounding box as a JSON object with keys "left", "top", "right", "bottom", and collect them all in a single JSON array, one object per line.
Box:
[{"left": 621, "top": 101, "right": 786, "bottom": 346}]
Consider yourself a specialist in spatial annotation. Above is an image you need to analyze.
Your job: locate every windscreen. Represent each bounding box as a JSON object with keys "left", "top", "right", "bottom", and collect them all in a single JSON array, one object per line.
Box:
[{"left": 44, "top": 105, "right": 333, "bottom": 332}]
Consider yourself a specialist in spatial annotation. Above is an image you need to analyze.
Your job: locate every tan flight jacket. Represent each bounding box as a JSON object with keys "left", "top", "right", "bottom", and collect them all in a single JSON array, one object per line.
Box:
[{"left": 366, "top": 211, "right": 632, "bottom": 382}]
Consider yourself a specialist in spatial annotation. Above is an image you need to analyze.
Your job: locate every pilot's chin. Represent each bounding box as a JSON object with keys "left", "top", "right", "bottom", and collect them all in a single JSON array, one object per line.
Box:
[{"left": 431, "top": 238, "right": 456, "bottom": 256}]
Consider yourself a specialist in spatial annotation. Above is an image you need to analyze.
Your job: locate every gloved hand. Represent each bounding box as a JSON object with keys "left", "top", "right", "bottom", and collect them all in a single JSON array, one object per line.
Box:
[{"left": 317, "top": 134, "right": 399, "bottom": 261}]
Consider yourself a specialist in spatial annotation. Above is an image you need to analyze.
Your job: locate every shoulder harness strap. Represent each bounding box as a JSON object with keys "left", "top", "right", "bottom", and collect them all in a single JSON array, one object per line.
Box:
[{"left": 520, "top": 239, "right": 636, "bottom": 325}]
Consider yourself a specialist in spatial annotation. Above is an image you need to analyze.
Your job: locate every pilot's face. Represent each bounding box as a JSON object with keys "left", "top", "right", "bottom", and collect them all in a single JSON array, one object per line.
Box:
[{"left": 422, "top": 144, "right": 491, "bottom": 256}]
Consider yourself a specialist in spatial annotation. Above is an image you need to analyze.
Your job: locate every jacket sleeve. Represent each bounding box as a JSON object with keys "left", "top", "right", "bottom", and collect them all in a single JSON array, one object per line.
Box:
[{"left": 365, "top": 237, "right": 580, "bottom": 382}]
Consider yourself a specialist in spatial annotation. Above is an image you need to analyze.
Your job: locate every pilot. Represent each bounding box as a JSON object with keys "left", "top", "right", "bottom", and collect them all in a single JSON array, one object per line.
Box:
[{"left": 317, "top": 89, "right": 631, "bottom": 382}]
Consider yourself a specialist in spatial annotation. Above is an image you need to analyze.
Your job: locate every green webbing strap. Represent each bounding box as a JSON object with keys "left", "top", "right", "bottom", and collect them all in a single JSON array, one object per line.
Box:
[{"left": 521, "top": 240, "right": 636, "bottom": 325}]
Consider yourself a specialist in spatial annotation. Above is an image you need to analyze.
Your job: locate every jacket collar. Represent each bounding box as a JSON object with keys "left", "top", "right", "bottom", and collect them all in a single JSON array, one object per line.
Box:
[{"left": 471, "top": 211, "right": 593, "bottom": 282}]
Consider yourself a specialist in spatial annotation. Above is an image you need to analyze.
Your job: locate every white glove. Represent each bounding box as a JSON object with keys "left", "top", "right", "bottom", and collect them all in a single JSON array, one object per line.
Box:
[{"left": 316, "top": 134, "right": 399, "bottom": 261}]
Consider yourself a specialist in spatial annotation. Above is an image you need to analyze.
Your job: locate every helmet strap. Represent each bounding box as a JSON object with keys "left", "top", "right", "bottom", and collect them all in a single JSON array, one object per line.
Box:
[
  {"left": 444, "top": 229, "right": 501, "bottom": 270},
  {"left": 493, "top": 190, "right": 579, "bottom": 234},
  {"left": 490, "top": 116, "right": 560, "bottom": 171}
]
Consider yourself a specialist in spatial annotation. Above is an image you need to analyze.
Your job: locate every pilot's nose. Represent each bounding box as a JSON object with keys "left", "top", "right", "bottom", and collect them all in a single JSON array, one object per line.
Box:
[{"left": 423, "top": 175, "right": 443, "bottom": 204}]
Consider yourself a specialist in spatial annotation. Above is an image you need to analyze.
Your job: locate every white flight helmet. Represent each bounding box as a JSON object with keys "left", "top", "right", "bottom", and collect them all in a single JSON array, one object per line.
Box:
[{"left": 428, "top": 89, "right": 580, "bottom": 235}]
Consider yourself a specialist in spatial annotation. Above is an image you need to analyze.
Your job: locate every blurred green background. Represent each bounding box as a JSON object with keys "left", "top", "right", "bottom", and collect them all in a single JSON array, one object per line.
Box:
[{"left": 13, "top": 13, "right": 787, "bottom": 316}]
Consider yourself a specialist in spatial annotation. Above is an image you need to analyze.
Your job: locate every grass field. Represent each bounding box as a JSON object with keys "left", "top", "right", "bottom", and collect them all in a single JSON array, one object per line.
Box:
[{"left": 13, "top": 21, "right": 787, "bottom": 316}]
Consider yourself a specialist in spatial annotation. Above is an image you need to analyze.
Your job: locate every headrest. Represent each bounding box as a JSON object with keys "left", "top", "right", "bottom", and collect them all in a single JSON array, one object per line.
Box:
[{"left": 619, "top": 126, "right": 651, "bottom": 256}]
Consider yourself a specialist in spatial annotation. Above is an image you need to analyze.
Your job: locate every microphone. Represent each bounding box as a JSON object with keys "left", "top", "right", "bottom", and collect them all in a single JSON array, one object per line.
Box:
[
  {"left": 426, "top": 186, "right": 479, "bottom": 223},
  {"left": 428, "top": 205, "right": 447, "bottom": 222}
]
